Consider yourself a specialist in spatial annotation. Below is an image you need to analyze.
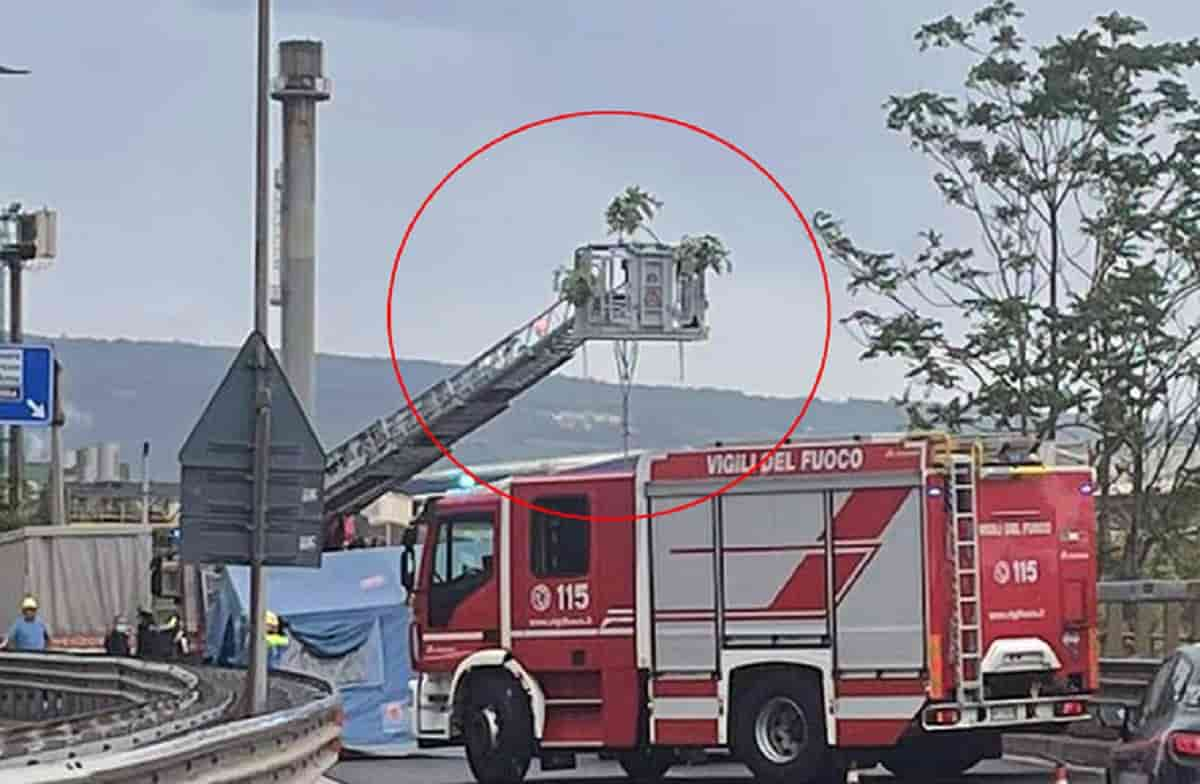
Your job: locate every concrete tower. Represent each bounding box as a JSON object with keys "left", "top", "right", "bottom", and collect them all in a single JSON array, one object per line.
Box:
[{"left": 271, "top": 40, "right": 330, "bottom": 420}]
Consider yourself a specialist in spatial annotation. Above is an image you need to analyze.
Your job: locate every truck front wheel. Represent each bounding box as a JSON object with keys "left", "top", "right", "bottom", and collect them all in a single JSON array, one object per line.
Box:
[
  {"left": 732, "top": 671, "right": 830, "bottom": 784},
  {"left": 462, "top": 672, "right": 533, "bottom": 784}
]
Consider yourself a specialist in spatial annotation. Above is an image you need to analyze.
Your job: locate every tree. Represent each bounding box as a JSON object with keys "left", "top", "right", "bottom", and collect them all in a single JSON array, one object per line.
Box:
[
  {"left": 554, "top": 186, "right": 732, "bottom": 305},
  {"left": 813, "top": 1, "right": 1200, "bottom": 577},
  {"left": 605, "top": 185, "right": 663, "bottom": 241},
  {"left": 676, "top": 234, "right": 733, "bottom": 279}
]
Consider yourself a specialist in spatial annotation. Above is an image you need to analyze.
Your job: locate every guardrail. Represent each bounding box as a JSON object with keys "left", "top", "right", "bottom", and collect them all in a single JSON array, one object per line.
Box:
[
  {"left": 1100, "top": 579, "right": 1200, "bottom": 657},
  {"left": 0, "top": 653, "right": 341, "bottom": 783},
  {"left": 0, "top": 652, "right": 223, "bottom": 767},
  {"left": 1098, "top": 657, "right": 1159, "bottom": 706}
]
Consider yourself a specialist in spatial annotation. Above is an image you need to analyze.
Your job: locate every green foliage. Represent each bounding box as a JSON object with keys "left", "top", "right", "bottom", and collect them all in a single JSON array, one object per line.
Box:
[
  {"left": 554, "top": 187, "right": 733, "bottom": 307},
  {"left": 554, "top": 264, "right": 600, "bottom": 308},
  {"left": 814, "top": 1, "right": 1200, "bottom": 577},
  {"left": 605, "top": 186, "right": 663, "bottom": 241},
  {"left": 675, "top": 234, "right": 733, "bottom": 278}
]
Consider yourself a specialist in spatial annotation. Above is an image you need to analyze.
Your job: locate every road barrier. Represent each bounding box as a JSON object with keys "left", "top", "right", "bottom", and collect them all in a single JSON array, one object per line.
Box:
[
  {"left": 0, "top": 652, "right": 225, "bottom": 768},
  {"left": 0, "top": 653, "right": 340, "bottom": 783},
  {"left": 1097, "top": 656, "right": 1160, "bottom": 705},
  {"left": 1003, "top": 654, "right": 1162, "bottom": 770},
  {"left": 1099, "top": 579, "right": 1200, "bottom": 657}
]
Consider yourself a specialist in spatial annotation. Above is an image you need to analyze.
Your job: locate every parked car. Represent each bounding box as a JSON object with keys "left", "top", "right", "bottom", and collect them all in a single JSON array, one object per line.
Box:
[{"left": 1099, "top": 644, "right": 1200, "bottom": 783}]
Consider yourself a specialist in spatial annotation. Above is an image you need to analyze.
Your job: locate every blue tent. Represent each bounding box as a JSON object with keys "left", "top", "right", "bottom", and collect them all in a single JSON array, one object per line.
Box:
[{"left": 204, "top": 547, "right": 415, "bottom": 754}]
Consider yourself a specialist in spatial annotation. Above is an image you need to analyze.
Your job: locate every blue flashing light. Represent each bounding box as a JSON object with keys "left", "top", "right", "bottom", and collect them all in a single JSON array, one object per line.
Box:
[
  {"left": 927, "top": 486, "right": 943, "bottom": 498},
  {"left": 1079, "top": 481, "right": 1094, "bottom": 496}
]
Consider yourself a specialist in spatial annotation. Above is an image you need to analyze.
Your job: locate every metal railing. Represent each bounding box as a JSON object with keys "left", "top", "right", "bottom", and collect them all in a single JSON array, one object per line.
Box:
[
  {"left": 1099, "top": 580, "right": 1200, "bottom": 658},
  {"left": 0, "top": 652, "right": 218, "bottom": 767},
  {"left": 0, "top": 653, "right": 340, "bottom": 783},
  {"left": 1097, "top": 657, "right": 1159, "bottom": 706}
]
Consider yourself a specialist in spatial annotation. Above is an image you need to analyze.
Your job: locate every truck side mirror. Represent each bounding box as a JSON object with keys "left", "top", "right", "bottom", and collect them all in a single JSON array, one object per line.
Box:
[{"left": 400, "top": 544, "right": 416, "bottom": 594}]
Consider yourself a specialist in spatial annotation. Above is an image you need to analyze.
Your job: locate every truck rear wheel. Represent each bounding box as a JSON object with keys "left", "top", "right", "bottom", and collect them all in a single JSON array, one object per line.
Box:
[
  {"left": 732, "top": 671, "right": 829, "bottom": 784},
  {"left": 462, "top": 672, "right": 533, "bottom": 784},
  {"left": 615, "top": 747, "right": 673, "bottom": 782}
]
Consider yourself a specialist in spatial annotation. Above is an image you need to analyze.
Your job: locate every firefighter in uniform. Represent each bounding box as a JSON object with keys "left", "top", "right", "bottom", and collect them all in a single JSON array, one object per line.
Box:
[{"left": 265, "top": 611, "right": 289, "bottom": 670}]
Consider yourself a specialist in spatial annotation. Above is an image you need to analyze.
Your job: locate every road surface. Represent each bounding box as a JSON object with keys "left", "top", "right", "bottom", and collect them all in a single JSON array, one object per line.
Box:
[{"left": 328, "top": 753, "right": 1101, "bottom": 784}]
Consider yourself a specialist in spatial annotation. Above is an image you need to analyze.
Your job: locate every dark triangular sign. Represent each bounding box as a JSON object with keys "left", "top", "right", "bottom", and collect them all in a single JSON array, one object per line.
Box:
[{"left": 178, "top": 330, "right": 327, "bottom": 568}]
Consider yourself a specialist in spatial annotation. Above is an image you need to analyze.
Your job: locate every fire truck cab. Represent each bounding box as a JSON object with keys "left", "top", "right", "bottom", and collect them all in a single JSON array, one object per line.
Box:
[{"left": 403, "top": 433, "right": 1097, "bottom": 784}]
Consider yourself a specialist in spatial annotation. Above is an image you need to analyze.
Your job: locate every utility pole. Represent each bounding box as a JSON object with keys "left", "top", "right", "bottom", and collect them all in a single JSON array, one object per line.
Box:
[
  {"left": 242, "top": 0, "right": 273, "bottom": 719},
  {"left": 0, "top": 201, "right": 55, "bottom": 524},
  {"left": 8, "top": 256, "right": 22, "bottom": 512},
  {"left": 49, "top": 361, "right": 64, "bottom": 525},
  {"left": 0, "top": 66, "right": 29, "bottom": 514}
]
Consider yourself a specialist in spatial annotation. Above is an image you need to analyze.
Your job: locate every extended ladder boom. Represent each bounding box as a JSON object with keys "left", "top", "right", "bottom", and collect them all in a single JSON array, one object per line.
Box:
[
  {"left": 323, "top": 297, "right": 581, "bottom": 517},
  {"left": 322, "top": 243, "right": 711, "bottom": 518}
]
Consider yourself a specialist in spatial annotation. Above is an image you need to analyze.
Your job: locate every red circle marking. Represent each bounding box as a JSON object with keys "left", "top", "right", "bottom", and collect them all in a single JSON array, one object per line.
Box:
[{"left": 386, "top": 109, "right": 832, "bottom": 524}]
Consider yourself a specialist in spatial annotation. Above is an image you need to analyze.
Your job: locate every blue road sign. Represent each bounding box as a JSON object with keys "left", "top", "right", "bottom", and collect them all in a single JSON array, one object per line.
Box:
[{"left": 0, "top": 344, "right": 53, "bottom": 426}]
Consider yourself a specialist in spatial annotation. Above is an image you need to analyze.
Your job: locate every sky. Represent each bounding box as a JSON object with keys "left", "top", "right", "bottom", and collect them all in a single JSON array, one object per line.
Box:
[{"left": 3, "top": 0, "right": 1199, "bottom": 402}]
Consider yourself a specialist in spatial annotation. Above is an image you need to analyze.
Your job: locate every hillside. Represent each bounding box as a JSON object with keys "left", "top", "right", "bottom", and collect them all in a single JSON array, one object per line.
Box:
[{"left": 30, "top": 335, "right": 902, "bottom": 480}]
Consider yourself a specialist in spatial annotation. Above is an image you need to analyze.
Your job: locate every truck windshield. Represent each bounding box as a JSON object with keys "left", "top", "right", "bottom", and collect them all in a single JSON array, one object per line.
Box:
[
  {"left": 427, "top": 513, "right": 495, "bottom": 627},
  {"left": 431, "top": 518, "right": 493, "bottom": 583}
]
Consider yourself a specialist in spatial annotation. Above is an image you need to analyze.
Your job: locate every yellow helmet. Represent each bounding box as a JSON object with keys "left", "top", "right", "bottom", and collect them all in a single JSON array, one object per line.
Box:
[
  {"left": 265, "top": 611, "right": 279, "bottom": 631},
  {"left": 20, "top": 596, "right": 37, "bottom": 611}
]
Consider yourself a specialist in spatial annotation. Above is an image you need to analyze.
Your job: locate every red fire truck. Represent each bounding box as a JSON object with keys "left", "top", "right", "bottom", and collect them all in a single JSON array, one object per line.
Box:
[{"left": 401, "top": 433, "right": 1097, "bottom": 783}]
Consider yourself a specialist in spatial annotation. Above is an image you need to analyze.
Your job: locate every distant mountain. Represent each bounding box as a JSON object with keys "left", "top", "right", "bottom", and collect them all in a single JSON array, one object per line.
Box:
[{"left": 30, "top": 335, "right": 902, "bottom": 480}]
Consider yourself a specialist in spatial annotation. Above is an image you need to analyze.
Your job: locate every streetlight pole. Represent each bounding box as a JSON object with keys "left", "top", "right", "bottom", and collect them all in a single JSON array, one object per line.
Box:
[
  {"left": 242, "top": 0, "right": 273, "bottom": 719},
  {"left": 0, "top": 66, "right": 29, "bottom": 512}
]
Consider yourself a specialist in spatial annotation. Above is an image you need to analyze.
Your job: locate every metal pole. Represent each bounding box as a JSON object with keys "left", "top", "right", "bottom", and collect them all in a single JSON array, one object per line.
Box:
[
  {"left": 0, "top": 67, "right": 26, "bottom": 495},
  {"left": 0, "top": 269, "right": 8, "bottom": 487},
  {"left": 140, "top": 441, "right": 150, "bottom": 526},
  {"left": 243, "top": 0, "right": 272, "bottom": 718},
  {"left": 248, "top": 357, "right": 271, "bottom": 713},
  {"left": 8, "top": 260, "right": 22, "bottom": 515},
  {"left": 49, "top": 361, "right": 64, "bottom": 525},
  {"left": 253, "top": 9, "right": 270, "bottom": 338}
]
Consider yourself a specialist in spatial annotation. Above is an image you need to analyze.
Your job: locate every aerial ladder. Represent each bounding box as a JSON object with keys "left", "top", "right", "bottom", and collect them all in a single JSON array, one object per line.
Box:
[{"left": 321, "top": 242, "right": 711, "bottom": 517}]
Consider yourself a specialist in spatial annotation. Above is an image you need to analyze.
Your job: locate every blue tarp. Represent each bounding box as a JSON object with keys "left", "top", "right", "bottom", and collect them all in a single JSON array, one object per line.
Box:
[{"left": 204, "top": 548, "right": 415, "bottom": 753}]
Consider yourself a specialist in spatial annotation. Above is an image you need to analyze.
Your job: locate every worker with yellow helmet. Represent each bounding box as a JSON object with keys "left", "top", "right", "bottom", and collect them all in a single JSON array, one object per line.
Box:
[
  {"left": 2, "top": 595, "right": 51, "bottom": 652},
  {"left": 265, "top": 610, "right": 289, "bottom": 669}
]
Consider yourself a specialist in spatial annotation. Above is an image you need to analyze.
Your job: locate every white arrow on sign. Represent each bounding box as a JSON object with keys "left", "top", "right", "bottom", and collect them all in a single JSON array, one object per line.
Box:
[{"left": 25, "top": 400, "right": 45, "bottom": 419}]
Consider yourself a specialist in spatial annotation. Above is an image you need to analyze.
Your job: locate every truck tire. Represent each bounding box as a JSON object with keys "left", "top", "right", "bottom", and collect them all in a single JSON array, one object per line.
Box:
[
  {"left": 615, "top": 747, "right": 673, "bottom": 782},
  {"left": 732, "top": 671, "right": 830, "bottom": 784},
  {"left": 462, "top": 672, "right": 534, "bottom": 784},
  {"left": 881, "top": 744, "right": 984, "bottom": 781}
]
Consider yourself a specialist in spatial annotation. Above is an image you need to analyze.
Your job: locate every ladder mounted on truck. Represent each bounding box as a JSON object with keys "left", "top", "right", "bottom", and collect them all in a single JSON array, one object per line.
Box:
[
  {"left": 322, "top": 243, "right": 711, "bottom": 517},
  {"left": 948, "top": 445, "right": 983, "bottom": 705}
]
